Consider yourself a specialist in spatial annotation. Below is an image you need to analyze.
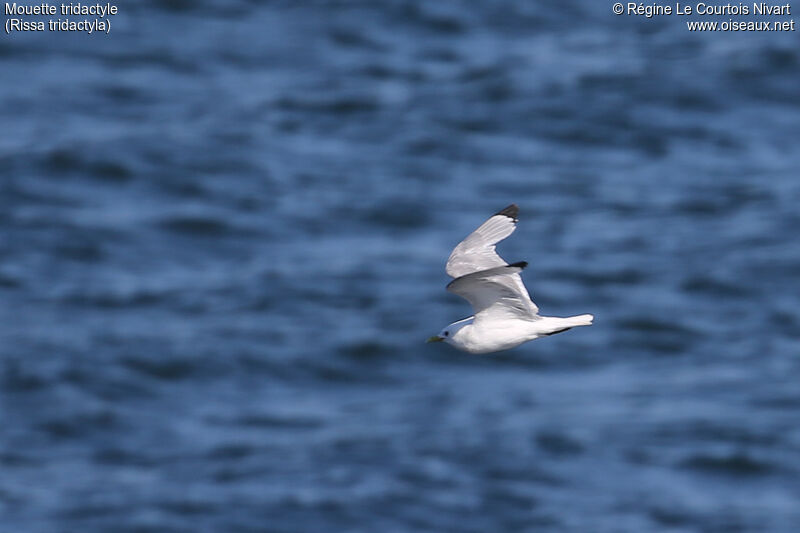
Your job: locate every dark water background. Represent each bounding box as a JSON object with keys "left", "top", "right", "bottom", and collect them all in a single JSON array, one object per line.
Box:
[{"left": 2, "top": 2, "right": 800, "bottom": 532}]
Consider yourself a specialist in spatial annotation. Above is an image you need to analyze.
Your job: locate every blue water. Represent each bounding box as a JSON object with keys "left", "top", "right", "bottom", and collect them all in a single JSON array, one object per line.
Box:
[{"left": 2, "top": 2, "right": 800, "bottom": 532}]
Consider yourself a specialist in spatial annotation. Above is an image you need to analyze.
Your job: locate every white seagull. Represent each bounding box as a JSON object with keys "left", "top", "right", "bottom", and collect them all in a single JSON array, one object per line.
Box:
[{"left": 427, "top": 204, "right": 593, "bottom": 354}]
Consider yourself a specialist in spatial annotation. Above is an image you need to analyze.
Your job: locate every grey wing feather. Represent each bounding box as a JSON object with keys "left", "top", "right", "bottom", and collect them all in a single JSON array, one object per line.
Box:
[
  {"left": 445, "top": 205, "right": 538, "bottom": 315},
  {"left": 447, "top": 262, "right": 539, "bottom": 320},
  {"left": 446, "top": 204, "right": 519, "bottom": 278}
]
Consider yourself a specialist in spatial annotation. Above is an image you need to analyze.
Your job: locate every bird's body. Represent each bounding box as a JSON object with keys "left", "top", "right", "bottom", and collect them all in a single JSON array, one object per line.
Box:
[
  {"left": 444, "top": 314, "right": 594, "bottom": 354},
  {"left": 428, "top": 204, "right": 593, "bottom": 354}
]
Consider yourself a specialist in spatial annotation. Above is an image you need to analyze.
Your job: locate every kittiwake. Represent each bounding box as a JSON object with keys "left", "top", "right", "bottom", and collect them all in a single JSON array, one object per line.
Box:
[{"left": 427, "top": 204, "right": 593, "bottom": 354}]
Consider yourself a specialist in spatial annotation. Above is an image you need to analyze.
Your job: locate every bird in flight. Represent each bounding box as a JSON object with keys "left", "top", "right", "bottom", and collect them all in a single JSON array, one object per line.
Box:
[{"left": 427, "top": 204, "right": 593, "bottom": 354}]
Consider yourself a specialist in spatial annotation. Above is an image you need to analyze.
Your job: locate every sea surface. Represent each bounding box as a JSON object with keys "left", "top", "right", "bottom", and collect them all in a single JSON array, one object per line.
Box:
[{"left": 2, "top": 2, "right": 800, "bottom": 532}]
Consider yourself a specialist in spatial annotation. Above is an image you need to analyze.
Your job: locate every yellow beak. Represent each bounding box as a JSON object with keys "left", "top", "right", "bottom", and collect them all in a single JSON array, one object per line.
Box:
[{"left": 426, "top": 336, "right": 444, "bottom": 343}]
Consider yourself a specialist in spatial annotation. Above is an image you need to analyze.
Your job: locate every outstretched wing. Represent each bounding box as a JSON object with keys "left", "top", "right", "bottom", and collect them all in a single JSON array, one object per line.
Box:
[
  {"left": 446, "top": 204, "right": 519, "bottom": 278},
  {"left": 446, "top": 262, "right": 539, "bottom": 321},
  {"left": 445, "top": 204, "right": 538, "bottom": 315}
]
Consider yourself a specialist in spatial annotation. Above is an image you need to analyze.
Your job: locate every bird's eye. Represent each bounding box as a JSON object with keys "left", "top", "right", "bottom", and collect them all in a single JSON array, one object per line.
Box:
[{"left": 444, "top": 331, "right": 449, "bottom": 337}]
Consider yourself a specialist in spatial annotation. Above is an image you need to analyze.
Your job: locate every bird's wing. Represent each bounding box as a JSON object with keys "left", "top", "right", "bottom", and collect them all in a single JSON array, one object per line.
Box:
[
  {"left": 445, "top": 204, "right": 538, "bottom": 315},
  {"left": 446, "top": 262, "right": 539, "bottom": 321},
  {"left": 446, "top": 204, "right": 519, "bottom": 278}
]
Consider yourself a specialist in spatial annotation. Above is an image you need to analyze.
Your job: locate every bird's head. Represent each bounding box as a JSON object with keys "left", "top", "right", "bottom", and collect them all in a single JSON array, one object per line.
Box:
[{"left": 426, "top": 317, "right": 473, "bottom": 346}]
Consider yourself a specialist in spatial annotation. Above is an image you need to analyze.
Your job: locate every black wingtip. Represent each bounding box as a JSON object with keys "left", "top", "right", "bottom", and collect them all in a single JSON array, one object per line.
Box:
[
  {"left": 495, "top": 204, "right": 519, "bottom": 220},
  {"left": 508, "top": 261, "right": 528, "bottom": 269}
]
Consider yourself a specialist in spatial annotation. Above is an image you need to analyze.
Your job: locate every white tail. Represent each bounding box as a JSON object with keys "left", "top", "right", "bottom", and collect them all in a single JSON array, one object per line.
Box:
[
  {"left": 538, "top": 314, "right": 594, "bottom": 336},
  {"left": 563, "top": 314, "right": 594, "bottom": 327}
]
